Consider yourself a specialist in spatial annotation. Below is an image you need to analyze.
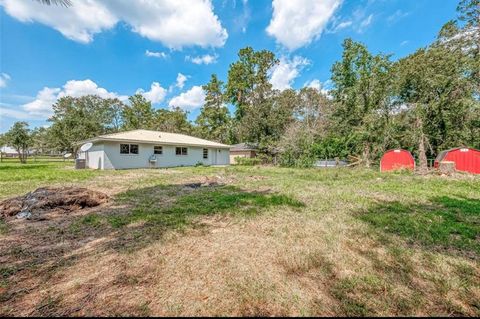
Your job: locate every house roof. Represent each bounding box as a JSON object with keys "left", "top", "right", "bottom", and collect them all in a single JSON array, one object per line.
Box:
[
  {"left": 230, "top": 143, "right": 258, "bottom": 151},
  {"left": 78, "top": 129, "right": 230, "bottom": 149}
]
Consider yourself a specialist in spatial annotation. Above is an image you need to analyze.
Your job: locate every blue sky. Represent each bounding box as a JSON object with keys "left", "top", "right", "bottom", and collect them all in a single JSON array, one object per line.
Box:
[{"left": 0, "top": 0, "right": 459, "bottom": 133}]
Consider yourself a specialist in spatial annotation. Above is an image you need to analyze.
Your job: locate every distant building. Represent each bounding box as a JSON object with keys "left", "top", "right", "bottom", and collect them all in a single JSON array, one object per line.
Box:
[
  {"left": 230, "top": 143, "right": 258, "bottom": 164},
  {"left": 0, "top": 146, "right": 19, "bottom": 157}
]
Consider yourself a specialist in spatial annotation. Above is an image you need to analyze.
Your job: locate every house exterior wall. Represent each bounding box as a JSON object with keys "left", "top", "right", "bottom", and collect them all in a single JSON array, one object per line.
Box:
[
  {"left": 78, "top": 144, "right": 104, "bottom": 169},
  {"left": 82, "top": 141, "right": 229, "bottom": 170}
]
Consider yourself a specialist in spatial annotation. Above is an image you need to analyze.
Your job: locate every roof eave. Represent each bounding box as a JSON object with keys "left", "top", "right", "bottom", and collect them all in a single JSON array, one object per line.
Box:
[
  {"left": 231, "top": 148, "right": 257, "bottom": 151},
  {"left": 77, "top": 137, "right": 230, "bottom": 149}
]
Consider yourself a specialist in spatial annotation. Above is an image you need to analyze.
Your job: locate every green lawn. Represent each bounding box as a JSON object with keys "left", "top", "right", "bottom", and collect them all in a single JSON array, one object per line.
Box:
[
  {"left": 0, "top": 161, "right": 121, "bottom": 199},
  {"left": 0, "top": 162, "right": 479, "bottom": 316}
]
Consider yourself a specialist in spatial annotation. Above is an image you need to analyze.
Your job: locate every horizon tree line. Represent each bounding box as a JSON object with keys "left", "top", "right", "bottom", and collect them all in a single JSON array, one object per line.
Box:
[{"left": 2, "top": 0, "right": 479, "bottom": 167}]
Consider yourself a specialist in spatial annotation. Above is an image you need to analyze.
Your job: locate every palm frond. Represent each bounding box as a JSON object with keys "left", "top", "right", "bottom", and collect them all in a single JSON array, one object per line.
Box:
[{"left": 35, "top": 0, "right": 72, "bottom": 7}]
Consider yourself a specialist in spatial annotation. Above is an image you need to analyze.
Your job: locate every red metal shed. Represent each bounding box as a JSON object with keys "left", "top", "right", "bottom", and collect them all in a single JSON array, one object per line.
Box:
[
  {"left": 434, "top": 147, "right": 480, "bottom": 174},
  {"left": 380, "top": 149, "right": 415, "bottom": 172}
]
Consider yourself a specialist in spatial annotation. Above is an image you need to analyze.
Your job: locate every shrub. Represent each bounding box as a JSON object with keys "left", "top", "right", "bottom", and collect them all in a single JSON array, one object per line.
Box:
[
  {"left": 279, "top": 148, "right": 316, "bottom": 168},
  {"left": 235, "top": 157, "right": 261, "bottom": 166},
  {"left": 278, "top": 124, "right": 317, "bottom": 168},
  {"left": 312, "top": 134, "right": 359, "bottom": 159},
  {"left": 195, "top": 162, "right": 209, "bottom": 167}
]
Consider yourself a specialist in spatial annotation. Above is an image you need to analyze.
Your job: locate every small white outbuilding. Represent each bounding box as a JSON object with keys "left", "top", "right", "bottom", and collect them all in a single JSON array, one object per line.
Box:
[{"left": 77, "top": 129, "right": 230, "bottom": 170}]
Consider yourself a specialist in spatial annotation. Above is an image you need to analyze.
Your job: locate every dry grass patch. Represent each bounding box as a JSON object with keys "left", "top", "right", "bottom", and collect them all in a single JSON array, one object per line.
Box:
[{"left": 1, "top": 164, "right": 479, "bottom": 316}]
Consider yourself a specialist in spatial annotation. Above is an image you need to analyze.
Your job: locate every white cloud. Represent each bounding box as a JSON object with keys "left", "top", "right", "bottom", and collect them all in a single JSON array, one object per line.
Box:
[
  {"left": 0, "top": 0, "right": 117, "bottom": 43},
  {"left": 175, "top": 73, "right": 188, "bottom": 89},
  {"left": 270, "top": 56, "right": 309, "bottom": 90},
  {"left": 266, "top": 0, "right": 342, "bottom": 50},
  {"left": 186, "top": 54, "right": 218, "bottom": 65},
  {"left": 304, "top": 79, "right": 331, "bottom": 96},
  {"left": 0, "top": 0, "right": 228, "bottom": 48},
  {"left": 136, "top": 82, "right": 167, "bottom": 104},
  {"left": 331, "top": 20, "right": 352, "bottom": 32},
  {"left": 23, "top": 87, "right": 61, "bottom": 117},
  {"left": 21, "top": 79, "right": 126, "bottom": 117},
  {"left": 387, "top": 10, "right": 409, "bottom": 24},
  {"left": 359, "top": 14, "right": 373, "bottom": 32},
  {"left": 0, "top": 107, "right": 37, "bottom": 120},
  {"left": 145, "top": 50, "right": 168, "bottom": 59},
  {"left": 0, "top": 73, "right": 11, "bottom": 88},
  {"left": 6, "top": 79, "right": 170, "bottom": 121},
  {"left": 168, "top": 86, "right": 205, "bottom": 111},
  {"left": 58, "top": 79, "right": 124, "bottom": 100},
  {"left": 304, "top": 79, "right": 321, "bottom": 90},
  {"left": 233, "top": 0, "right": 250, "bottom": 33}
]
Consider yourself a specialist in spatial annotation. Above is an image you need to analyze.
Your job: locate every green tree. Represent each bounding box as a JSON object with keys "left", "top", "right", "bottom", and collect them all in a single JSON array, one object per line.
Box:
[
  {"left": 395, "top": 44, "right": 476, "bottom": 166},
  {"left": 296, "top": 87, "right": 331, "bottom": 132},
  {"left": 278, "top": 122, "right": 317, "bottom": 168},
  {"left": 122, "top": 94, "right": 155, "bottom": 130},
  {"left": 457, "top": 0, "right": 479, "bottom": 28},
  {"left": 0, "top": 133, "right": 6, "bottom": 162},
  {"left": 330, "top": 38, "right": 394, "bottom": 166},
  {"left": 49, "top": 95, "right": 124, "bottom": 152},
  {"left": 4, "top": 122, "right": 32, "bottom": 163},
  {"left": 153, "top": 107, "right": 193, "bottom": 134},
  {"left": 226, "top": 47, "right": 278, "bottom": 120},
  {"left": 31, "top": 126, "right": 52, "bottom": 155},
  {"left": 235, "top": 87, "right": 296, "bottom": 154},
  {"left": 196, "top": 74, "right": 231, "bottom": 143}
]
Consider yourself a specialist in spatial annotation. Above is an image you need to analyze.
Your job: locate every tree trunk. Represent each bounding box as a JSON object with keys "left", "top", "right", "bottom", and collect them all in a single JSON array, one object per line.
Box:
[
  {"left": 418, "top": 133, "right": 428, "bottom": 172},
  {"left": 15, "top": 147, "right": 23, "bottom": 163},
  {"left": 415, "top": 110, "right": 428, "bottom": 173},
  {"left": 21, "top": 146, "right": 28, "bottom": 164},
  {"left": 439, "top": 161, "right": 456, "bottom": 175},
  {"left": 363, "top": 143, "right": 371, "bottom": 168}
]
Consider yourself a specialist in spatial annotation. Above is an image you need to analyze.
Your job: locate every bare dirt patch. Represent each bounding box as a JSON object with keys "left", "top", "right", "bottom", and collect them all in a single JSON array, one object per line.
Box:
[
  {"left": 1, "top": 166, "right": 479, "bottom": 316},
  {"left": 0, "top": 187, "right": 109, "bottom": 220}
]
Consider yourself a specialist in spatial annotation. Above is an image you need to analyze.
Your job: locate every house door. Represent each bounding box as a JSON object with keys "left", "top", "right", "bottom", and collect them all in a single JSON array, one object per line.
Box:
[{"left": 212, "top": 148, "right": 217, "bottom": 164}]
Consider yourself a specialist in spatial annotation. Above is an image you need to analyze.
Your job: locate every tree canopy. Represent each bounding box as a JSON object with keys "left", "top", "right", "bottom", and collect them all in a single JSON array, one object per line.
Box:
[
  {"left": 4, "top": 122, "right": 32, "bottom": 163},
  {"left": 11, "top": 0, "right": 479, "bottom": 167}
]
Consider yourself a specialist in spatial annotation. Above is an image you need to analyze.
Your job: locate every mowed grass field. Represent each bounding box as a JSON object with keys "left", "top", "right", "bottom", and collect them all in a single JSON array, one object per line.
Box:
[{"left": 0, "top": 161, "right": 479, "bottom": 316}]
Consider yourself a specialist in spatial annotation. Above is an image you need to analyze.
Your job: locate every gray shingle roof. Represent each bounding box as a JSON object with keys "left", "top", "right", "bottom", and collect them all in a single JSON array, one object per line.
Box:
[{"left": 230, "top": 143, "right": 258, "bottom": 151}]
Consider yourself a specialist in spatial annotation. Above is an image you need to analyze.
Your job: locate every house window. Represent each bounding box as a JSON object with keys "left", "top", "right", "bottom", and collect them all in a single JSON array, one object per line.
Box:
[
  {"left": 120, "top": 144, "right": 139, "bottom": 155},
  {"left": 175, "top": 147, "right": 188, "bottom": 155},
  {"left": 203, "top": 148, "right": 208, "bottom": 159},
  {"left": 120, "top": 144, "right": 130, "bottom": 154},
  {"left": 130, "top": 144, "right": 139, "bottom": 154},
  {"left": 154, "top": 146, "right": 163, "bottom": 155}
]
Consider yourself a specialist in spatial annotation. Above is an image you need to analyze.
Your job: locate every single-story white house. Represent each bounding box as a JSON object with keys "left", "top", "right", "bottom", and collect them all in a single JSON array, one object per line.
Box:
[{"left": 77, "top": 129, "right": 230, "bottom": 170}]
